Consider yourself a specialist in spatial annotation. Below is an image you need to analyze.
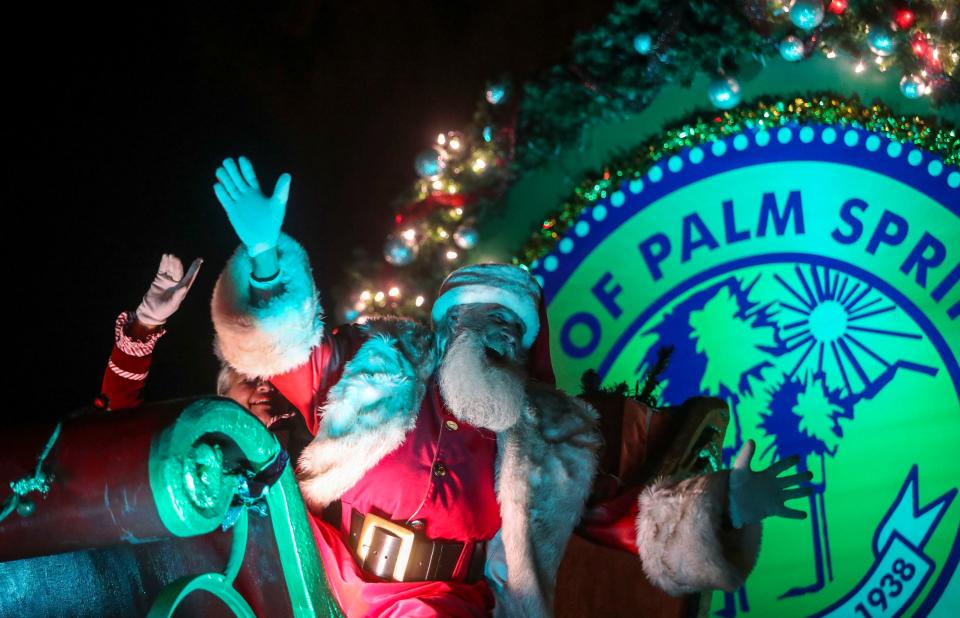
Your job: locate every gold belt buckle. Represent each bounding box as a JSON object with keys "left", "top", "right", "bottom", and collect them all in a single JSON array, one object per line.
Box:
[{"left": 357, "top": 512, "right": 416, "bottom": 582}]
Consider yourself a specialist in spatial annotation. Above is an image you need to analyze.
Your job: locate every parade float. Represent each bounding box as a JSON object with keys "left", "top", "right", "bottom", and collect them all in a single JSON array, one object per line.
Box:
[{"left": 2, "top": 1, "right": 957, "bottom": 616}]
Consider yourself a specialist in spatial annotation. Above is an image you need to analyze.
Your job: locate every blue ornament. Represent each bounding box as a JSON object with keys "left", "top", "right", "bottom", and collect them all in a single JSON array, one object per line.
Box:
[
  {"left": 899, "top": 74, "right": 926, "bottom": 99},
  {"left": 384, "top": 236, "right": 417, "bottom": 266},
  {"left": 414, "top": 147, "right": 445, "bottom": 179},
  {"left": 790, "top": 0, "right": 824, "bottom": 31},
  {"left": 867, "top": 27, "right": 896, "bottom": 57},
  {"left": 779, "top": 36, "right": 806, "bottom": 62},
  {"left": 632, "top": 33, "right": 653, "bottom": 55},
  {"left": 485, "top": 82, "right": 509, "bottom": 105},
  {"left": 707, "top": 76, "right": 742, "bottom": 110},
  {"left": 453, "top": 225, "right": 479, "bottom": 250}
]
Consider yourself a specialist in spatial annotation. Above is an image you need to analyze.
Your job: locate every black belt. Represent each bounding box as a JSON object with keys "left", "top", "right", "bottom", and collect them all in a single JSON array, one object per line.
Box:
[{"left": 343, "top": 507, "right": 486, "bottom": 583}]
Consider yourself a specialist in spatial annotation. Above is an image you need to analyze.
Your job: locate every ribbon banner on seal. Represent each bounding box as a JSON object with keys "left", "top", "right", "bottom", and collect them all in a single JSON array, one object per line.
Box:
[{"left": 813, "top": 466, "right": 955, "bottom": 618}]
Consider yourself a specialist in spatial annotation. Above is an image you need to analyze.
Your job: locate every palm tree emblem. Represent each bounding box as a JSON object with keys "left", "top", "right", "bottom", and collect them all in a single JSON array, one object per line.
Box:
[
  {"left": 636, "top": 262, "right": 938, "bottom": 615},
  {"left": 760, "top": 264, "right": 936, "bottom": 599}
]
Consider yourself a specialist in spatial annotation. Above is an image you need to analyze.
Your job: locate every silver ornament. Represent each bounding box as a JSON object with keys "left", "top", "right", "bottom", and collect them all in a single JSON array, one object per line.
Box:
[
  {"left": 453, "top": 226, "right": 479, "bottom": 250},
  {"left": 632, "top": 33, "right": 653, "bottom": 54},
  {"left": 867, "top": 27, "right": 896, "bottom": 57},
  {"left": 16, "top": 499, "right": 35, "bottom": 517},
  {"left": 899, "top": 74, "right": 926, "bottom": 99},
  {"left": 790, "top": 0, "right": 824, "bottom": 31},
  {"left": 707, "top": 76, "right": 742, "bottom": 110},
  {"left": 779, "top": 36, "right": 806, "bottom": 62},
  {"left": 414, "top": 146, "right": 446, "bottom": 179},
  {"left": 384, "top": 236, "right": 417, "bottom": 266},
  {"left": 485, "top": 82, "right": 509, "bottom": 105}
]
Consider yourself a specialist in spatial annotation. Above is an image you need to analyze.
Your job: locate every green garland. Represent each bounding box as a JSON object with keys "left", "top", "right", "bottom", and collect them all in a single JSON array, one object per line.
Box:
[
  {"left": 515, "top": 93, "right": 958, "bottom": 265},
  {"left": 339, "top": 0, "right": 960, "bottom": 323},
  {"left": 516, "top": 0, "right": 768, "bottom": 169},
  {"left": 515, "top": 0, "right": 958, "bottom": 171}
]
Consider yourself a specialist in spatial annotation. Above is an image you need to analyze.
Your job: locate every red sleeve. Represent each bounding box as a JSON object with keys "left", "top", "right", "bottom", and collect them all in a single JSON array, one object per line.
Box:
[
  {"left": 572, "top": 395, "right": 676, "bottom": 556},
  {"left": 269, "top": 324, "right": 367, "bottom": 436},
  {"left": 99, "top": 312, "right": 165, "bottom": 411},
  {"left": 576, "top": 485, "right": 643, "bottom": 555}
]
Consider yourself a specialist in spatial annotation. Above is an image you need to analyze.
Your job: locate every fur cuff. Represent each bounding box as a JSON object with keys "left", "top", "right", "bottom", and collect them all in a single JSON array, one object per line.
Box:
[
  {"left": 636, "top": 471, "right": 761, "bottom": 596},
  {"left": 211, "top": 233, "right": 324, "bottom": 377}
]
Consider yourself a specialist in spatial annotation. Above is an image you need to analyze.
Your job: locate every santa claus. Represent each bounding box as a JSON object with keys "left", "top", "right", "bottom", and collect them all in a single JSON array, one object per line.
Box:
[{"left": 209, "top": 157, "right": 812, "bottom": 617}]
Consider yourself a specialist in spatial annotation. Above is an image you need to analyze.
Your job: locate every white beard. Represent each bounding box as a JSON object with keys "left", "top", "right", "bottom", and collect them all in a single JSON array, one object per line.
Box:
[{"left": 438, "top": 330, "right": 527, "bottom": 432}]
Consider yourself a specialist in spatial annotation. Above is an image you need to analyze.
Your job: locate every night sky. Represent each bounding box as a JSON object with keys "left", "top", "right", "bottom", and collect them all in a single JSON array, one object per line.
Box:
[{"left": 15, "top": 2, "right": 615, "bottom": 421}]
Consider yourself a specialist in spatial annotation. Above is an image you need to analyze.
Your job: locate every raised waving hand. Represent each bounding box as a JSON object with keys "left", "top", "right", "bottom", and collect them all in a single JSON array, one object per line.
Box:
[
  {"left": 728, "top": 439, "right": 814, "bottom": 528},
  {"left": 213, "top": 156, "right": 291, "bottom": 258},
  {"left": 136, "top": 254, "right": 203, "bottom": 327}
]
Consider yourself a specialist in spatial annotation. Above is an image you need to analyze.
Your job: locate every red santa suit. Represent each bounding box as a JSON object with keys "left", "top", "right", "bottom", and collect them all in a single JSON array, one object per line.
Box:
[
  {"left": 211, "top": 234, "right": 762, "bottom": 618},
  {"left": 98, "top": 311, "right": 165, "bottom": 410}
]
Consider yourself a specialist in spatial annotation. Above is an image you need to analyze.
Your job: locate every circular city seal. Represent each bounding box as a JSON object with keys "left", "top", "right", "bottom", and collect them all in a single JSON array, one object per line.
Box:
[{"left": 533, "top": 123, "right": 959, "bottom": 617}]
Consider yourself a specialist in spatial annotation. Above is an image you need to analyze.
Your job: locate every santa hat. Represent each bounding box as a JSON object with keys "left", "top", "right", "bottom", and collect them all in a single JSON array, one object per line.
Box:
[{"left": 431, "top": 263, "right": 541, "bottom": 349}]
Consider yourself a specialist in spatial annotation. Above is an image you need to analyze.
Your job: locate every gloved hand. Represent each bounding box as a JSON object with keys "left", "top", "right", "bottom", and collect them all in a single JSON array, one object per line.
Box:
[
  {"left": 728, "top": 439, "right": 814, "bottom": 529},
  {"left": 135, "top": 254, "right": 203, "bottom": 327},
  {"left": 213, "top": 156, "right": 291, "bottom": 257}
]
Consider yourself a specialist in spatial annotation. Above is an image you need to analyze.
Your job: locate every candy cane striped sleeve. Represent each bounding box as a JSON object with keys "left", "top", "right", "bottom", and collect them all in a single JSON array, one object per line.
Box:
[{"left": 98, "top": 312, "right": 166, "bottom": 410}]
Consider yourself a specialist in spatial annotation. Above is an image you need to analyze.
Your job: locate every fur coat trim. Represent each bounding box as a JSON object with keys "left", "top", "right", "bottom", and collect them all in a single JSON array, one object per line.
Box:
[
  {"left": 211, "top": 234, "right": 324, "bottom": 378},
  {"left": 296, "top": 317, "right": 438, "bottom": 510},
  {"left": 295, "top": 318, "right": 600, "bottom": 617},
  {"left": 493, "top": 386, "right": 601, "bottom": 617},
  {"left": 635, "top": 471, "right": 762, "bottom": 596}
]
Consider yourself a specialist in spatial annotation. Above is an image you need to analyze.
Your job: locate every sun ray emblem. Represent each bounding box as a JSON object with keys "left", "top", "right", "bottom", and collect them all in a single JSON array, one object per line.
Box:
[{"left": 773, "top": 264, "right": 923, "bottom": 398}]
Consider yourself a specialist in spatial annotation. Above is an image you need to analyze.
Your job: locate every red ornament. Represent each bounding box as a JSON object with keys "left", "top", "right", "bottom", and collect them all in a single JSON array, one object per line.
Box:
[
  {"left": 894, "top": 9, "right": 916, "bottom": 30},
  {"left": 828, "top": 0, "right": 847, "bottom": 15},
  {"left": 911, "top": 32, "right": 932, "bottom": 58}
]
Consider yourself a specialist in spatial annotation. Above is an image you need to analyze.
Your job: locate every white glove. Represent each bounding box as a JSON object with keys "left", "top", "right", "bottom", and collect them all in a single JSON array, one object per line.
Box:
[
  {"left": 728, "top": 439, "right": 813, "bottom": 528},
  {"left": 213, "top": 156, "right": 291, "bottom": 258},
  {"left": 135, "top": 254, "right": 203, "bottom": 327}
]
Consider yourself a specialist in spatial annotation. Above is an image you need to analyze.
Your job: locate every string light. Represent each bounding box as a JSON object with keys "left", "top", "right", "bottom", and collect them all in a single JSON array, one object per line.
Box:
[
  {"left": 388, "top": 286, "right": 401, "bottom": 298},
  {"left": 374, "top": 291, "right": 385, "bottom": 303},
  {"left": 348, "top": 0, "right": 960, "bottom": 324},
  {"left": 360, "top": 290, "right": 372, "bottom": 301}
]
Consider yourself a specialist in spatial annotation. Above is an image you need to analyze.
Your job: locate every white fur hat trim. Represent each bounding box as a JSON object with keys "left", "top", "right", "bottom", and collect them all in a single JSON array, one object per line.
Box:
[{"left": 431, "top": 263, "right": 541, "bottom": 348}]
